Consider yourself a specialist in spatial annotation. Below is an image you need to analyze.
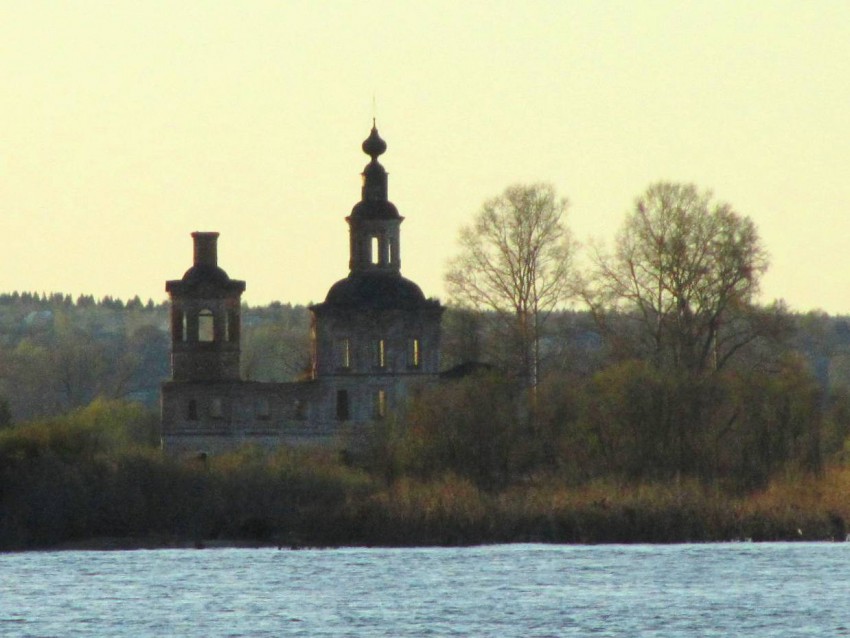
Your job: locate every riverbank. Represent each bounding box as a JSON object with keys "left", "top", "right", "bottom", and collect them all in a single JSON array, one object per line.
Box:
[
  {"left": 2, "top": 403, "right": 848, "bottom": 552},
  {"left": 5, "top": 469, "right": 848, "bottom": 553},
  {"left": 36, "top": 537, "right": 281, "bottom": 552}
]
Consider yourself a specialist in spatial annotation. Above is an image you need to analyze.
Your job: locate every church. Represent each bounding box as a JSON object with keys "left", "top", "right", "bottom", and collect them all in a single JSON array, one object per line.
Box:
[{"left": 160, "top": 124, "right": 443, "bottom": 452}]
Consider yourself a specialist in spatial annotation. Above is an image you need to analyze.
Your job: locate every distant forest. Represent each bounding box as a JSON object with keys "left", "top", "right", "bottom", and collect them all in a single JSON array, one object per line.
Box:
[{"left": 0, "top": 292, "right": 309, "bottom": 423}]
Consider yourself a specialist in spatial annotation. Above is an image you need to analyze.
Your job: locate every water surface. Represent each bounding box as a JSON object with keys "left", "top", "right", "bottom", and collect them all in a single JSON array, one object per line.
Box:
[{"left": 1, "top": 543, "right": 848, "bottom": 636}]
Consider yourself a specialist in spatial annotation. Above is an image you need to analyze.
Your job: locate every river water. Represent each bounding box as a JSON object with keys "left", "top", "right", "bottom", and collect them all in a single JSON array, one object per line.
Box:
[{"left": 1, "top": 543, "right": 848, "bottom": 637}]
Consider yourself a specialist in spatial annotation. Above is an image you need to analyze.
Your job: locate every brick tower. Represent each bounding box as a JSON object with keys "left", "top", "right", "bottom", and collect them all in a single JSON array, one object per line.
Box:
[{"left": 165, "top": 232, "right": 245, "bottom": 381}]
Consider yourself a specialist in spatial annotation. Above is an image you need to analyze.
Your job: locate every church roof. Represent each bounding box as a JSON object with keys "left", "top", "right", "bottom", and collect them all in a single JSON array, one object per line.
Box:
[
  {"left": 317, "top": 272, "right": 437, "bottom": 311},
  {"left": 349, "top": 199, "right": 400, "bottom": 220},
  {"left": 166, "top": 232, "right": 245, "bottom": 296},
  {"left": 165, "top": 264, "right": 246, "bottom": 295}
]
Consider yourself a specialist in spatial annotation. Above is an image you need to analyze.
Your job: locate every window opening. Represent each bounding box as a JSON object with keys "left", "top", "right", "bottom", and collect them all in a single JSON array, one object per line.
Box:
[
  {"left": 187, "top": 399, "right": 198, "bottom": 421},
  {"left": 336, "top": 337, "right": 352, "bottom": 369},
  {"left": 198, "top": 309, "right": 215, "bottom": 342},
  {"left": 181, "top": 312, "right": 188, "bottom": 342},
  {"left": 374, "top": 339, "right": 386, "bottom": 368},
  {"left": 409, "top": 338, "right": 421, "bottom": 368},
  {"left": 371, "top": 236, "right": 380, "bottom": 265},
  {"left": 374, "top": 389, "right": 387, "bottom": 419},
  {"left": 256, "top": 398, "right": 270, "bottom": 419},
  {"left": 336, "top": 390, "right": 350, "bottom": 421},
  {"left": 210, "top": 397, "right": 223, "bottom": 419},
  {"left": 227, "top": 309, "right": 239, "bottom": 342},
  {"left": 172, "top": 308, "right": 184, "bottom": 342}
]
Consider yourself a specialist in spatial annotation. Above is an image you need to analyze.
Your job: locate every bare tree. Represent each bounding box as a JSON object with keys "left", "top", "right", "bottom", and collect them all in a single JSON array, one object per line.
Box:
[
  {"left": 586, "top": 182, "right": 769, "bottom": 375},
  {"left": 445, "top": 183, "right": 575, "bottom": 387},
  {"left": 583, "top": 182, "right": 779, "bottom": 479}
]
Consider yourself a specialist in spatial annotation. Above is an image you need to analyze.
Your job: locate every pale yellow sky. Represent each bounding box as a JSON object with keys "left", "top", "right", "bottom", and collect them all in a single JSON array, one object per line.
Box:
[{"left": 1, "top": 1, "right": 849, "bottom": 312}]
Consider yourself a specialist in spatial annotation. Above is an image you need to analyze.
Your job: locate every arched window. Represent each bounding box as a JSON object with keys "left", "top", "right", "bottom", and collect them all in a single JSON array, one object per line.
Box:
[
  {"left": 371, "top": 236, "right": 380, "bottom": 265},
  {"left": 198, "top": 309, "right": 214, "bottom": 342},
  {"left": 187, "top": 400, "right": 198, "bottom": 421}
]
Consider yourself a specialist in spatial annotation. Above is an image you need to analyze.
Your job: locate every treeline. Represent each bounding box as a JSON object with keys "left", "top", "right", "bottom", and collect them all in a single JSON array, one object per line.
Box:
[
  {"left": 0, "top": 292, "right": 170, "bottom": 422},
  {"left": 1, "top": 399, "right": 849, "bottom": 550},
  {"left": 3, "top": 290, "right": 848, "bottom": 430},
  {"left": 427, "top": 307, "right": 850, "bottom": 492},
  {"left": 432, "top": 182, "right": 850, "bottom": 494},
  {"left": 0, "top": 291, "right": 164, "bottom": 310}
]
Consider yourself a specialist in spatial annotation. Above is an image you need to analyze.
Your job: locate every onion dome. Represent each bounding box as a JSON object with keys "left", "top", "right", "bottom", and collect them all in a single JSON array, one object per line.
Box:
[
  {"left": 352, "top": 120, "right": 398, "bottom": 219},
  {"left": 362, "top": 120, "right": 387, "bottom": 158}
]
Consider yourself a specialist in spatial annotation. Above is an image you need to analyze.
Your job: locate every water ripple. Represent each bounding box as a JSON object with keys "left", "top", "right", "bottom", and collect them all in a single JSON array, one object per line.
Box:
[{"left": 0, "top": 543, "right": 848, "bottom": 636}]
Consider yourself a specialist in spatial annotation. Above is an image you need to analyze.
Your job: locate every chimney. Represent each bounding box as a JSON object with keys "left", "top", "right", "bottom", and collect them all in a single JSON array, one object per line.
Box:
[{"left": 192, "top": 232, "right": 219, "bottom": 267}]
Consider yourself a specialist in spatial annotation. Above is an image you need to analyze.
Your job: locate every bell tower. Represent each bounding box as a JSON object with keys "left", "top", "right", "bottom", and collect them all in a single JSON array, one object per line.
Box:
[
  {"left": 347, "top": 121, "right": 403, "bottom": 274},
  {"left": 165, "top": 232, "right": 246, "bottom": 381},
  {"left": 309, "top": 122, "right": 443, "bottom": 425}
]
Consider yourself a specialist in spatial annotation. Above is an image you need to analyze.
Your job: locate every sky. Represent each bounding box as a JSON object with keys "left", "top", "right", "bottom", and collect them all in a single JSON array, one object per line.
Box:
[{"left": 1, "top": 1, "right": 849, "bottom": 313}]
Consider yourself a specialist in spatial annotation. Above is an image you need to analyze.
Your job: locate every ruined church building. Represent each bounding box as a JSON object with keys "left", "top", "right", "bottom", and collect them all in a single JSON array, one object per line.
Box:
[{"left": 161, "top": 124, "right": 443, "bottom": 451}]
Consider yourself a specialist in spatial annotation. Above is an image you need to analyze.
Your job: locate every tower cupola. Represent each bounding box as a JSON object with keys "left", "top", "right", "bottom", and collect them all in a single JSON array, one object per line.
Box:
[
  {"left": 347, "top": 121, "right": 403, "bottom": 274},
  {"left": 361, "top": 123, "right": 389, "bottom": 202}
]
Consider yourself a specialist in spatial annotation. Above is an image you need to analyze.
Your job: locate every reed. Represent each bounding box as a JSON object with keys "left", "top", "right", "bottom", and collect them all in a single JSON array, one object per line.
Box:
[{"left": 2, "top": 401, "right": 849, "bottom": 549}]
